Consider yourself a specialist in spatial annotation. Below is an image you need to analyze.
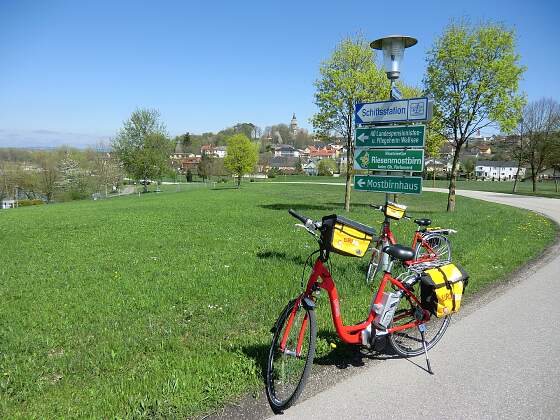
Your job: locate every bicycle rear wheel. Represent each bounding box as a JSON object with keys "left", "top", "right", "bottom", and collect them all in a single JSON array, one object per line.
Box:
[
  {"left": 388, "top": 282, "right": 450, "bottom": 357},
  {"left": 266, "top": 299, "right": 317, "bottom": 413},
  {"left": 414, "top": 232, "right": 451, "bottom": 263}
]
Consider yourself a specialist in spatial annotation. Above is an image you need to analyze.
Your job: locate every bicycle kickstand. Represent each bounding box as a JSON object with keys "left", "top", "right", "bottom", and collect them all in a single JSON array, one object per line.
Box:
[{"left": 418, "top": 324, "right": 434, "bottom": 375}]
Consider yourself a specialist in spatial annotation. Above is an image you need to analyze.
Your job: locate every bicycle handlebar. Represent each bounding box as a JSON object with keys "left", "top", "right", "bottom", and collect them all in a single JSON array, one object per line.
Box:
[
  {"left": 288, "top": 209, "right": 322, "bottom": 232},
  {"left": 288, "top": 209, "right": 310, "bottom": 225}
]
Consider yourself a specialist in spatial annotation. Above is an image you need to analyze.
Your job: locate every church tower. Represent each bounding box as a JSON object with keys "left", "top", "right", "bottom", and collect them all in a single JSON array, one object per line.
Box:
[{"left": 290, "top": 113, "right": 298, "bottom": 136}]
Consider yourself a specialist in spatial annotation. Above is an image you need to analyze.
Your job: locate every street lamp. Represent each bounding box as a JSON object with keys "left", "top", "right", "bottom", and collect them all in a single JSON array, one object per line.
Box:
[{"left": 370, "top": 35, "right": 417, "bottom": 80}]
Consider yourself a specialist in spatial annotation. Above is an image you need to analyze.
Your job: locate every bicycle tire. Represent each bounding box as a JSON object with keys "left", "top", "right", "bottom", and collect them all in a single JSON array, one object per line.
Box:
[
  {"left": 266, "top": 299, "right": 317, "bottom": 413},
  {"left": 414, "top": 232, "right": 452, "bottom": 264},
  {"left": 388, "top": 282, "right": 450, "bottom": 357}
]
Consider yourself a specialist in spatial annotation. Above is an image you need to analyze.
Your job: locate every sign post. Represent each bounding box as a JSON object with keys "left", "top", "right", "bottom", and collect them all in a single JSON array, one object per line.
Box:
[
  {"left": 355, "top": 97, "right": 430, "bottom": 125},
  {"left": 354, "top": 149, "right": 424, "bottom": 172},
  {"left": 354, "top": 175, "right": 423, "bottom": 194},
  {"left": 354, "top": 35, "right": 424, "bottom": 200},
  {"left": 355, "top": 125, "right": 425, "bottom": 148}
]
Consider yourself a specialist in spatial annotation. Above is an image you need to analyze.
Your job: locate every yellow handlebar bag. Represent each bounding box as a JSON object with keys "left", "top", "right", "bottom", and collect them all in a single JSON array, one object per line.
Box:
[
  {"left": 420, "top": 263, "right": 469, "bottom": 317},
  {"left": 321, "top": 215, "right": 376, "bottom": 258}
]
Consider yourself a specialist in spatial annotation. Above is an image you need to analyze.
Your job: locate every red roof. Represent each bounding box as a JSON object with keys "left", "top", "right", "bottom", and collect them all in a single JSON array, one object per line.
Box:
[{"left": 310, "top": 149, "right": 336, "bottom": 158}]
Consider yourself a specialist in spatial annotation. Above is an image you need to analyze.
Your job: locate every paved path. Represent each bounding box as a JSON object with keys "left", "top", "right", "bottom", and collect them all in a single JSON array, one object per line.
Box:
[{"left": 272, "top": 190, "right": 560, "bottom": 420}]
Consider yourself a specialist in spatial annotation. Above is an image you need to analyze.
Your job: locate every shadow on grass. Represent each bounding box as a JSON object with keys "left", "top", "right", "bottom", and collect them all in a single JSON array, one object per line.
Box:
[
  {"left": 240, "top": 330, "right": 398, "bottom": 385},
  {"left": 256, "top": 250, "right": 310, "bottom": 266},
  {"left": 259, "top": 203, "right": 337, "bottom": 212},
  {"left": 313, "top": 330, "right": 397, "bottom": 369},
  {"left": 211, "top": 186, "right": 239, "bottom": 190},
  {"left": 241, "top": 343, "right": 270, "bottom": 383}
]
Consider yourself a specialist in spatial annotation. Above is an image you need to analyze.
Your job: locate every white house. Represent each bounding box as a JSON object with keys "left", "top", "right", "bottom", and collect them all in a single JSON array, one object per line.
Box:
[
  {"left": 214, "top": 146, "right": 227, "bottom": 158},
  {"left": 475, "top": 161, "right": 526, "bottom": 181},
  {"left": 424, "top": 157, "right": 452, "bottom": 173},
  {"left": 1, "top": 199, "right": 16, "bottom": 210},
  {"left": 274, "top": 144, "right": 300, "bottom": 158}
]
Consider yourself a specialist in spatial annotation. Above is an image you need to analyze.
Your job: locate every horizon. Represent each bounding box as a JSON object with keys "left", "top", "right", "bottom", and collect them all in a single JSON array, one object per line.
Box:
[{"left": 1, "top": 0, "right": 559, "bottom": 148}]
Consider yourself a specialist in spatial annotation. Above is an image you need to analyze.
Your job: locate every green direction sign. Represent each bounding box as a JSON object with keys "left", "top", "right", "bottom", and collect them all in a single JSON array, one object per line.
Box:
[
  {"left": 355, "top": 125, "right": 425, "bottom": 148},
  {"left": 354, "top": 175, "right": 423, "bottom": 195},
  {"left": 354, "top": 148, "right": 424, "bottom": 172}
]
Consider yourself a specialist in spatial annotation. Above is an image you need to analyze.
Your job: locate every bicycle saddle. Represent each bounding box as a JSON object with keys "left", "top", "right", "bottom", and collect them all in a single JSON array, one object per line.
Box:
[
  {"left": 382, "top": 244, "right": 415, "bottom": 261},
  {"left": 414, "top": 218, "right": 432, "bottom": 226}
]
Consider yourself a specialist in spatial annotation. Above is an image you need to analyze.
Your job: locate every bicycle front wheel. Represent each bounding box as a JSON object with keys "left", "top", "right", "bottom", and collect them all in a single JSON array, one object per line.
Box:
[
  {"left": 414, "top": 232, "right": 452, "bottom": 263},
  {"left": 266, "top": 299, "right": 317, "bottom": 413},
  {"left": 388, "top": 284, "right": 450, "bottom": 357}
]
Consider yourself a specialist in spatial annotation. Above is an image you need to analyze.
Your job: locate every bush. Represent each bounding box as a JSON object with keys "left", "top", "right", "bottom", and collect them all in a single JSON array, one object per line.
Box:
[{"left": 17, "top": 199, "right": 44, "bottom": 207}]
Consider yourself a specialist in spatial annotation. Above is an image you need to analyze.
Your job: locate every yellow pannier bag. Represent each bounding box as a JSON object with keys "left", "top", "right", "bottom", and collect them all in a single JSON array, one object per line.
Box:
[
  {"left": 420, "top": 263, "right": 469, "bottom": 317},
  {"left": 321, "top": 215, "right": 376, "bottom": 258},
  {"left": 385, "top": 201, "right": 407, "bottom": 220}
]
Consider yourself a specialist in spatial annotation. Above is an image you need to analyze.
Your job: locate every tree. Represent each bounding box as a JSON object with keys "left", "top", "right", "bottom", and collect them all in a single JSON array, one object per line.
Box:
[
  {"left": 233, "top": 123, "right": 260, "bottom": 140},
  {"left": 112, "top": 108, "right": 173, "bottom": 192},
  {"left": 522, "top": 99, "right": 560, "bottom": 191},
  {"left": 197, "top": 154, "right": 212, "bottom": 182},
  {"left": 223, "top": 134, "right": 258, "bottom": 188},
  {"left": 177, "top": 132, "right": 191, "bottom": 150},
  {"left": 317, "top": 159, "right": 337, "bottom": 176},
  {"left": 396, "top": 84, "right": 447, "bottom": 188},
  {"left": 461, "top": 157, "right": 476, "bottom": 180},
  {"left": 294, "top": 157, "right": 303, "bottom": 174},
  {"left": 547, "top": 133, "right": 560, "bottom": 192},
  {"left": 311, "top": 34, "right": 387, "bottom": 211},
  {"left": 425, "top": 20, "right": 525, "bottom": 211},
  {"left": 91, "top": 143, "right": 123, "bottom": 196}
]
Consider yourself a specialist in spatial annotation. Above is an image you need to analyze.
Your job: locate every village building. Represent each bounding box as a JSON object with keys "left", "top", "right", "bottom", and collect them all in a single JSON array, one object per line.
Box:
[
  {"left": 1, "top": 199, "right": 16, "bottom": 210},
  {"left": 273, "top": 144, "right": 300, "bottom": 158},
  {"left": 267, "top": 156, "right": 299, "bottom": 173},
  {"left": 302, "top": 160, "right": 318, "bottom": 176},
  {"left": 475, "top": 161, "right": 525, "bottom": 180},
  {"left": 180, "top": 156, "right": 202, "bottom": 172},
  {"left": 201, "top": 144, "right": 227, "bottom": 158}
]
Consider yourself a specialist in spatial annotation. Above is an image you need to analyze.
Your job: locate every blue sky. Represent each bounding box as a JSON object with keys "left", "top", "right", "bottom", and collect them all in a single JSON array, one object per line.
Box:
[{"left": 1, "top": 0, "right": 559, "bottom": 147}]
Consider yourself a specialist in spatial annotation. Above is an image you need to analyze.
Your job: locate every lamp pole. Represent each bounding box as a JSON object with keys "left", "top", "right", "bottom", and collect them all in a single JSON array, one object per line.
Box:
[
  {"left": 370, "top": 35, "right": 418, "bottom": 204},
  {"left": 513, "top": 117, "right": 524, "bottom": 193}
]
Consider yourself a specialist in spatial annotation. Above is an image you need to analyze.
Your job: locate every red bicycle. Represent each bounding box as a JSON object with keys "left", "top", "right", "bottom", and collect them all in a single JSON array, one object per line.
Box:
[
  {"left": 266, "top": 210, "right": 450, "bottom": 413},
  {"left": 366, "top": 203, "right": 455, "bottom": 284}
]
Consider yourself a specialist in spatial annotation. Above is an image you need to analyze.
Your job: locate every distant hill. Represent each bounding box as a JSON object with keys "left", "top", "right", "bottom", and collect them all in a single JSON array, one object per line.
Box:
[{"left": 0, "top": 129, "right": 110, "bottom": 149}]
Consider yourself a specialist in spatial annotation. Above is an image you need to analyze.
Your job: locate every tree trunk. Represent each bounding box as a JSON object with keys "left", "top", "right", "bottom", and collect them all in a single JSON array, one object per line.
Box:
[
  {"left": 512, "top": 163, "right": 521, "bottom": 193},
  {"left": 447, "top": 148, "right": 461, "bottom": 212},
  {"left": 344, "top": 135, "right": 353, "bottom": 212},
  {"left": 237, "top": 175, "right": 241, "bottom": 188},
  {"left": 531, "top": 164, "right": 537, "bottom": 192}
]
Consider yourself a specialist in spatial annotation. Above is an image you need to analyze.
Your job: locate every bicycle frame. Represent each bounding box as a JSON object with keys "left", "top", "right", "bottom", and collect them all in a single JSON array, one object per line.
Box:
[
  {"left": 377, "top": 220, "right": 440, "bottom": 266},
  {"left": 280, "top": 257, "right": 427, "bottom": 351}
]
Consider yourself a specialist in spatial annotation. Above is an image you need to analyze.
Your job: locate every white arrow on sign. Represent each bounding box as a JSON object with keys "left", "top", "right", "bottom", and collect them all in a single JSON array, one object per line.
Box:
[
  {"left": 357, "top": 178, "right": 366, "bottom": 188},
  {"left": 357, "top": 133, "right": 369, "bottom": 143}
]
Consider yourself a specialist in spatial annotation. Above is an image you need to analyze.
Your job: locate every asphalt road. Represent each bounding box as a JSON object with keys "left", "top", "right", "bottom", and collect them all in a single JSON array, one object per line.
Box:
[{"left": 272, "top": 189, "right": 560, "bottom": 420}]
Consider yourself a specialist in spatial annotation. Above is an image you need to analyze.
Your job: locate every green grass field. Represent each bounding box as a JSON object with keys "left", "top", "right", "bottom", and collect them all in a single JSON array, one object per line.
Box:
[
  {"left": 263, "top": 174, "right": 560, "bottom": 198},
  {"left": 0, "top": 183, "right": 557, "bottom": 418}
]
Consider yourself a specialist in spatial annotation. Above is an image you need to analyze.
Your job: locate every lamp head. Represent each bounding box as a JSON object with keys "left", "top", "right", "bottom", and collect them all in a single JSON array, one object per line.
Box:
[{"left": 370, "top": 35, "right": 417, "bottom": 80}]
